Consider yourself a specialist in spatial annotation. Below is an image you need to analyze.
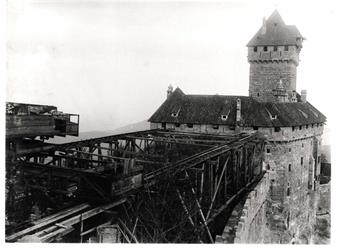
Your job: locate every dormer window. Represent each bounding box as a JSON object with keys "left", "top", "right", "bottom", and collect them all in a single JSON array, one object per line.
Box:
[
  {"left": 264, "top": 46, "right": 268, "bottom": 51},
  {"left": 271, "top": 115, "right": 277, "bottom": 120},
  {"left": 284, "top": 45, "right": 289, "bottom": 51},
  {"left": 171, "top": 108, "right": 181, "bottom": 118},
  {"left": 221, "top": 115, "right": 228, "bottom": 121},
  {"left": 253, "top": 47, "right": 257, "bottom": 52},
  {"left": 274, "top": 46, "right": 278, "bottom": 51}
]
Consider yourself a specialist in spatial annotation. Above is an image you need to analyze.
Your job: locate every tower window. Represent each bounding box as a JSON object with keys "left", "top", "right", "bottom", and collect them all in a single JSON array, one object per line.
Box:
[
  {"left": 274, "top": 46, "right": 278, "bottom": 51},
  {"left": 253, "top": 47, "right": 258, "bottom": 52},
  {"left": 284, "top": 45, "right": 289, "bottom": 51},
  {"left": 264, "top": 46, "right": 268, "bottom": 51},
  {"left": 212, "top": 124, "right": 219, "bottom": 130}
]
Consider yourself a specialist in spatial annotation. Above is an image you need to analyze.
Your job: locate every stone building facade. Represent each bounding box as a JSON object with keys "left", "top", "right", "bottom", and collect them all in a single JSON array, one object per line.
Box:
[{"left": 149, "top": 10, "right": 326, "bottom": 243}]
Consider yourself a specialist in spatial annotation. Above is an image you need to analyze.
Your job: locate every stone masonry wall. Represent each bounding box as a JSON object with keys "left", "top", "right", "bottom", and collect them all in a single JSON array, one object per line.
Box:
[
  {"left": 249, "top": 62, "right": 297, "bottom": 102},
  {"left": 247, "top": 44, "right": 300, "bottom": 102},
  {"left": 262, "top": 128, "right": 323, "bottom": 243},
  {"left": 234, "top": 172, "right": 271, "bottom": 243}
]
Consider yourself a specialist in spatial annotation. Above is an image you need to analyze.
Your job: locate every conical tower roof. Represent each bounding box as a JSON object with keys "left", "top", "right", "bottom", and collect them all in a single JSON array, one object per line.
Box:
[{"left": 247, "top": 10, "right": 303, "bottom": 47}]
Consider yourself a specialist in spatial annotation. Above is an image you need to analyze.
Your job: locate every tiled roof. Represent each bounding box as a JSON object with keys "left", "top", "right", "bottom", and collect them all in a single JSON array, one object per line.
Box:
[
  {"left": 247, "top": 10, "right": 303, "bottom": 47},
  {"left": 148, "top": 88, "right": 326, "bottom": 127}
]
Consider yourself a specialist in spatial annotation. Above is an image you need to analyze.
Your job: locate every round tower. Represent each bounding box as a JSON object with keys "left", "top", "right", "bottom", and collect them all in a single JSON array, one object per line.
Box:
[{"left": 247, "top": 10, "right": 304, "bottom": 102}]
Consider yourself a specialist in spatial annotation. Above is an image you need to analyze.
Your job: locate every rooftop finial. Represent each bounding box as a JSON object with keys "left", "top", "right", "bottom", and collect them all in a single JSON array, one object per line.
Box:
[{"left": 167, "top": 84, "right": 173, "bottom": 99}]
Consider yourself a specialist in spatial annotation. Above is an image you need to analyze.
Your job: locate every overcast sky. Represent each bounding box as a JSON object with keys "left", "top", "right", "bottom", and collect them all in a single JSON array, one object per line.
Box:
[{"left": 6, "top": 0, "right": 340, "bottom": 132}]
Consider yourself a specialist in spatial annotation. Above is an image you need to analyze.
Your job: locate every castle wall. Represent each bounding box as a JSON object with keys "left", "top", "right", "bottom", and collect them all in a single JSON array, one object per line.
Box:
[{"left": 260, "top": 126, "right": 323, "bottom": 243}]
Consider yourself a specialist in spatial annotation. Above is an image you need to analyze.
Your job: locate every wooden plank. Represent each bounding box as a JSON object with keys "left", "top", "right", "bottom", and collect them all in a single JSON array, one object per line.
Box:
[
  {"left": 34, "top": 199, "right": 126, "bottom": 239},
  {"left": 6, "top": 203, "right": 91, "bottom": 242}
]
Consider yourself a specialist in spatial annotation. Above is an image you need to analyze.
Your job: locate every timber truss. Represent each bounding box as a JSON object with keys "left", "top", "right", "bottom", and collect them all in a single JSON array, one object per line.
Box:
[{"left": 6, "top": 129, "right": 265, "bottom": 242}]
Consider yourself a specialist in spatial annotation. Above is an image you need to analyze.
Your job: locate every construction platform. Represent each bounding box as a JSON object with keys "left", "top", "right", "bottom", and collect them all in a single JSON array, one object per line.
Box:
[
  {"left": 6, "top": 102, "right": 79, "bottom": 139},
  {"left": 6, "top": 128, "right": 265, "bottom": 243}
]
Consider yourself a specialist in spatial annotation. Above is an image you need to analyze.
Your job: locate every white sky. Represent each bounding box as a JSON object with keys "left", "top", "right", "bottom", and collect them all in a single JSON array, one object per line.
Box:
[{"left": 6, "top": 0, "right": 340, "bottom": 132}]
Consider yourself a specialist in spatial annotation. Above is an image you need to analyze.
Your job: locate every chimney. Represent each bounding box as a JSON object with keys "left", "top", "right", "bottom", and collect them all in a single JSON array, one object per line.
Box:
[
  {"left": 301, "top": 89, "right": 307, "bottom": 103},
  {"left": 167, "top": 84, "right": 173, "bottom": 99},
  {"left": 236, "top": 98, "right": 241, "bottom": 122},
  {"left": 261, "top": 17, "right": 267, "bottom": 35}
]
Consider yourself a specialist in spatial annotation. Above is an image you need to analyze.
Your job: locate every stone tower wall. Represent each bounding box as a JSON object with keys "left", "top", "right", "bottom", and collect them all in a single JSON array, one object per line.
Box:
[{"left": 248, "top": 45, "right": 300, "bottom": 102}]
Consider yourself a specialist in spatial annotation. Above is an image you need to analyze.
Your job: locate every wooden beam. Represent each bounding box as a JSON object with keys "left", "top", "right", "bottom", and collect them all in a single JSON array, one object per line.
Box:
[
  {"left": 6, "top": 203, "right": 91, "bottom": 242},
  {"left": 205, "top": 154, "right": 230, "bottom": 221}
]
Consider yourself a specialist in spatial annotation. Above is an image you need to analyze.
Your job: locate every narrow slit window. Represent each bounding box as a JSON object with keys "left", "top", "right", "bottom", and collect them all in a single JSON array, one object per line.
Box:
[
  {"left": 288, "top": 164, "right": 292, "bottom": 172},
  {"left": 212, "top": 124, "right": 219, "bottom": 130},
  {"left": 301, "top": 157, "right": 304, "bottom": 165}
]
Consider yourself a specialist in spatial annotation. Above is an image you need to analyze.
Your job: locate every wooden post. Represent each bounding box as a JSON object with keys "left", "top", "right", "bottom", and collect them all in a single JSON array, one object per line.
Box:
[
  {"left": 205, "top": 155, "right": 230, "bottom": 221},
  {"left": 185, "top": 171, "right": 214, "bottom": 243},
  {"left": 80, "top": 213, "right": 83, "bottom": 243},
  {"left": 199, "top": 162, "right": 205, "bottom": 203},
  {"left": 176, "top": 189, "right": 195, "bottom": 226}
]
